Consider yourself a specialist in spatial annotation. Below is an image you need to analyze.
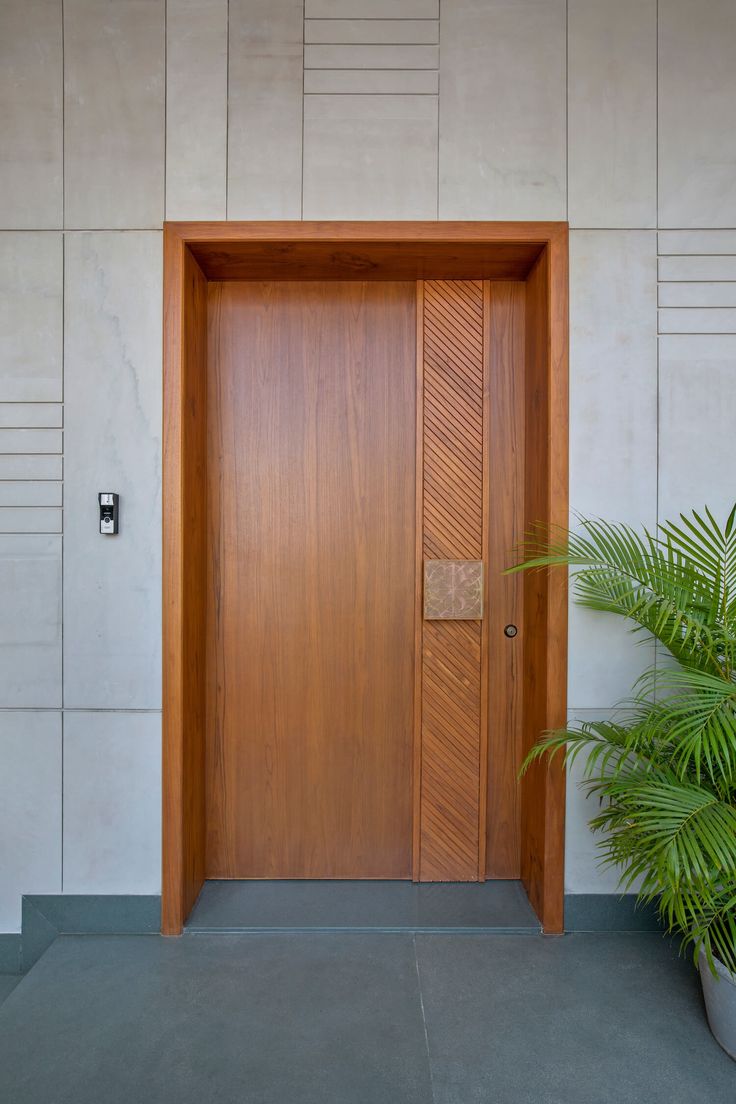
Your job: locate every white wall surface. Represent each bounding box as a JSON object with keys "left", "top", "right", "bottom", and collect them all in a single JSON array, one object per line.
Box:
[{"left": 1, "top": 0, "right": 736, "bottom": 928}]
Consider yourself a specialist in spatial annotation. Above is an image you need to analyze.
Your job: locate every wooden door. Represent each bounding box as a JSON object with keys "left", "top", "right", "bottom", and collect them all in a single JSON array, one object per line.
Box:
[{"left": 205, "top": 281, "right": 417, "bottom": 878}]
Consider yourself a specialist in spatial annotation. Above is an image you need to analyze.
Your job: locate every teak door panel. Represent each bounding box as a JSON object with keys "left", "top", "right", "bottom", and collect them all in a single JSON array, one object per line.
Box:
[
  {"left": 418, "top": 280, "right": 486, "bottom": 881},
  {"left": 205, "top": 281, "right": 416, "bottom": 878},
  {"left": 206, "top": 277, "right": 526, "bottom": 886}
]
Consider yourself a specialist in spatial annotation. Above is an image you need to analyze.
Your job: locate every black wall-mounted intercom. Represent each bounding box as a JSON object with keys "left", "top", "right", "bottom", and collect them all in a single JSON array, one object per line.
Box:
[{"left": 99, "top": 492, "right": 119, "bottom": 535}]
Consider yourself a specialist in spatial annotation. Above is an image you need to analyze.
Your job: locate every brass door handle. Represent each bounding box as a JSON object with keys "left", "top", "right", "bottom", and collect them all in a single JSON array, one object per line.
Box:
[{"left": 423, "top": 560, "right": 483, "bottom": 620}]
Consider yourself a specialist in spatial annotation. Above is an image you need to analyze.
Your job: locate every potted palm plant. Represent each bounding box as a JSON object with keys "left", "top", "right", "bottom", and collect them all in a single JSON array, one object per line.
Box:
[{"left": 514, "top": 505, "right": 736, "bottom": 1059}]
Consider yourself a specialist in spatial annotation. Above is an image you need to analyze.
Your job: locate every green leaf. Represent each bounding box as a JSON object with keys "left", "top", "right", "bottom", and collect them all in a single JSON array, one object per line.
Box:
[{"left": 512, "top": 504, "right": 736, "bottom": 970}]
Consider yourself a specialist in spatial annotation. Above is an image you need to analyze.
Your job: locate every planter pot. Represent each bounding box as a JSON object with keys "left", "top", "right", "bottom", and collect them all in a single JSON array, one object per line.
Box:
[{"left": 700, "top": 951, "right": 736, "bottom": 1061}]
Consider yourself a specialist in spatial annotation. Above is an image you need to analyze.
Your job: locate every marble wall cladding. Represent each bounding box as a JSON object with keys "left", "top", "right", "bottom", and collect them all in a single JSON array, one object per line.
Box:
[
  {"left": 305, "top": 45, "right": 439, "bottom": 69},
  {"left": 62, "top": 711, "right": 161, "bottom": 895},
  {"left": 0, "top": 484, "right": 62, "bottom": 508},
  {"left": 568, "top": 231, "right": 658, "bottom": 711},
  {"left": 659, "top": 286, "right": 736, "bottom": 309},
  {"left": 63, "top": 233, "right": 162, "bottom": 710},
  {"left": 303, "top": 95, "right": 438, "bottom": 219},
  {"left": 569, "top": 232, "right": 658, "bottom": 523},
  {"left": 166, "top": 0, "right": 228, "bottom": 220},
  {"left": 659, "top": 256, "right": 736, "bottom": 282},
  {"left": 0, "top": 509, "right": 62, "bottom": 535},
  {"left": 304, "top": 12, "right": 439, "bottom": 99},
  {"left": 0, "top": 0, "right": 63, "bottom": 230},
  {"left": 659, "top": 0, "right": 736, "bottom": 228},
  {"left": 439, "top": 0, "right": 566, "bottom": 220},
  {"left": 227, "top": 0, "right": 303, "bottom": 219},
  {"left": 0, "top": 234, "right": 63, "bottom": 402},
  {"left": 64, "top": 0, "right": 165, "bottom": 228},
  {"left": 0, "top": 712, "right": 61, "bottom": 932},
  {"left": 0, "top": 536, "right": 61, "bottom": 707},
  {"left": 0, "top": 247, "right": 64, "bottom": 665},
  {"left": 657, "top": 230, "right": 736, "bottom": 335},
  {"left": 304, "top": 70, "right": 438, "bottom": 95},
  {"left": 659, "top": 335, "right": 736, "bottom": 523},
  {"left": 568, "top": 0, "right": 656, "bottom": 228},
  {"left": 306, "top": 0, "right": 439, "bottom": 15},
  {"left": 305, "top": 19, "right": 440, "bottom": 45},
  {"left": 658, "top": 230, "right": 736, "bottom": 255},
  {"left": 0, "top": 456, "right": 62, "bottom": 481},
  {"left": 564, "top": 711, "right": 629, "bottom": 894},
  {"left": 0, "top": 430, "right": 62, "bottom": 454},
  {"left": 0, "top": 405, "right": 63, "bottom": 429},
  {"left": 659, "top": 309, "right": 736, "bottom": 334}
]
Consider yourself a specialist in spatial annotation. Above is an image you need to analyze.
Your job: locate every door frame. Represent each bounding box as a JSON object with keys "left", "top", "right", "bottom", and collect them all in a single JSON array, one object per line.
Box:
[{"left": 162, "top": 221, "right": 569, "bottom": 936}]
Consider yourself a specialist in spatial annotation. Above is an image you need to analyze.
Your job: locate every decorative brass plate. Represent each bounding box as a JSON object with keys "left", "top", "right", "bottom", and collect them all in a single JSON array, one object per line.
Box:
[{"left": 424, "top": 560, "right": 484, "bottom": 620}]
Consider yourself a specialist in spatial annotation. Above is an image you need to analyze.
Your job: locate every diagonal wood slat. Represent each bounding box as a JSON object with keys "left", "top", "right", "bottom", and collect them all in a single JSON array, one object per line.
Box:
[{"left": 420, "top": 280, "right": 484, "bottom": 882}]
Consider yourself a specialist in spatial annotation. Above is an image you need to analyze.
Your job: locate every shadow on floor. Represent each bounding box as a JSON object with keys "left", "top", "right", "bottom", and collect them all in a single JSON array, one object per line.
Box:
[
  {"left": 0, "top": 975, "right": 20, "bottom": 1006},
  {"left": 0, "top": 932, "right": 733, "bottom": 1103}
]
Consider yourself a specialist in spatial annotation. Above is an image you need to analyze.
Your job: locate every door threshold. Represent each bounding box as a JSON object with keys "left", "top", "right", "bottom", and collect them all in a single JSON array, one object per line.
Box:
[{"left": 184, "top": 879, "right": 540, "bottom": 934}]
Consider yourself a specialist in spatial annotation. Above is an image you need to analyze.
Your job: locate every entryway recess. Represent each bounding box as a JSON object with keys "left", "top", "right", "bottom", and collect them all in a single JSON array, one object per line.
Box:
[{"left": 162, "top": 222, "right": 568, "bottom": 936}]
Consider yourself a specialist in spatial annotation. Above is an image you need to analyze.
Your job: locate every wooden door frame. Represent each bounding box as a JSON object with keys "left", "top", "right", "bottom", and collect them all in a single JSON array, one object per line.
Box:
[{"left": 162, "top": 221, "right": 569, "bottom": 936}]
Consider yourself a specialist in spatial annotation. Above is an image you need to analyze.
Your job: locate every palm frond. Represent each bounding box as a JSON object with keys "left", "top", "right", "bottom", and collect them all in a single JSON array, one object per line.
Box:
[
  {"left": 591, "top": 775, "right": 736, "bottom": 888},
  {"left": 632, "top": 666, "right": 736, "bottom": 787},
  {"left": 513, "top": 504, "right": 736, "bottom": 973},
  {"left": 671, "top": 884, "right": 736, "bottom": 975},
  {"left": 521, "top": 718, "right": 659, "bottom": 780},
  {"left": 511, "top": 514, "right": 732, "bottom": 672}
]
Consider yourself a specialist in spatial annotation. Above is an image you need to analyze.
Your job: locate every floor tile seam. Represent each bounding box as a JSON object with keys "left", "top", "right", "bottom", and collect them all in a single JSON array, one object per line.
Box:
[{"left": 413, "top": 932, "right": 437, "bottom": 1104}]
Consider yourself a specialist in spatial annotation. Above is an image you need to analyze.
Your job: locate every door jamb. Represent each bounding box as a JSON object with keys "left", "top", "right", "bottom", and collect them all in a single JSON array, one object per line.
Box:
[{"left": 162, "top": 221, "right": 568, "bottom": 935}]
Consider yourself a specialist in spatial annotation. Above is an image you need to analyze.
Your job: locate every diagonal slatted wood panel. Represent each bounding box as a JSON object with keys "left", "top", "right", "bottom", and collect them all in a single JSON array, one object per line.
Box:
[{"left": 420, "top": 280, "right": 484, "bottom": 881}]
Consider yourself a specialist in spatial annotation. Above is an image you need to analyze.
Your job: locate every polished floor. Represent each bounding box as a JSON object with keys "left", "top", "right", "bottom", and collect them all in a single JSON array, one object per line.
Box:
[
  {"left": 186, "top": 878, "right": 540, "bottom": 932},
  {"left": 0, "top": 932, "right": 735, "bottom": 1103}
]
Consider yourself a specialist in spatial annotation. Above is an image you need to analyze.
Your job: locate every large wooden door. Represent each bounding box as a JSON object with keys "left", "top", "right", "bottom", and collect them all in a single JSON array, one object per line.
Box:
[
  {"left": 205, "top": 281, "right": 417, "bottom": 878},
  {"left": 203, "top": 275, "right": 528, "bottom": 885}
]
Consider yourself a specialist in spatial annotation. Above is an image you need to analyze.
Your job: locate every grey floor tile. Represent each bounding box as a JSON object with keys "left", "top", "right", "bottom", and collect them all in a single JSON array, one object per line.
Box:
[
  {"left": 187, "top": 879, "right": 539, "bottom": 933},
  {"left": 0, "top": 974, "right": 21, "bottom": 1005},
  {"left": 416, "top": 932, "right": 736, "bottom": 1104},
  {"left": 0, "top": 933, "right": 432, "bottom": 1104}
]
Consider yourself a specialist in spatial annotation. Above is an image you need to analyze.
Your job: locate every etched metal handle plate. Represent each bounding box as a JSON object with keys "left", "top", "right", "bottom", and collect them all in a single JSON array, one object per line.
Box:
[{"left": 423, "top": 559, "right": 484, "bottom": 620}]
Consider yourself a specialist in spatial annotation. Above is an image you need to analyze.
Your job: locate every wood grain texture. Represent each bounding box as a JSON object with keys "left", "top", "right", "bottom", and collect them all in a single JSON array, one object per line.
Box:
[
  {"left": 485, "top": 282, "right": 526, "bottom": 879},
  {"left": 169, "top": 220, "right": 563, "bottom": 244},
  {"left": 188, "top": 239, "right": 543, "bottom": 282},
  {"left": 205, "top": 280, "right": 416, "bottom": 879},
  {"left": 520, "top": 233, "right": 568, "bottom": 933},
  {"left": 162, "top": 228, "right": 208, "bottom": 935},
  {"left": 173, "top": 221, "right": 553, "bottom": 283},
  {"left": 419, "top": 280, "right": 484, "bottom": 882},
  {"left": 412, "top": 282, "right": 425, "bottom": 881},
  {"left": 162, "top": 222, "right": 568, "bottom": 934},
  {"left": 543, "top": 226, "right": 569, "bottom": 933}
]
